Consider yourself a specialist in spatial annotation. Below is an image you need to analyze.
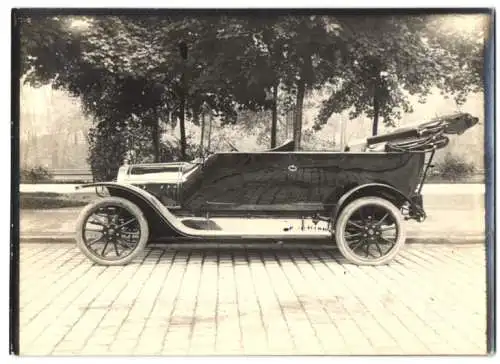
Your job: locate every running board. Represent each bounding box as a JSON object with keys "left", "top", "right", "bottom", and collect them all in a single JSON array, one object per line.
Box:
[{"left": 178, "top": 216, "right": 332, "bottom": 239}]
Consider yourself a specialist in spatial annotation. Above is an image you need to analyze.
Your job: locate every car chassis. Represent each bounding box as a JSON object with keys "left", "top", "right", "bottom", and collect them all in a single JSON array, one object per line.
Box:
[{"left": 74, "top": 113, "right": 478, "bottom": 266}]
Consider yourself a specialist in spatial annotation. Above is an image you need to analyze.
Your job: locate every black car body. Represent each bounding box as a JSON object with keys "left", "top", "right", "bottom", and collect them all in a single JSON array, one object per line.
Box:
[{"left": 74, "top": 112, "right": 478, "bottom": 266}]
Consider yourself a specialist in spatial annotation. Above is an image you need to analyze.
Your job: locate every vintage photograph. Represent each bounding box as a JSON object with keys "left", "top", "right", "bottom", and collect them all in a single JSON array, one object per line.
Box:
[{"left": 13, "top": 9, "right": 493, "bottom": 356}]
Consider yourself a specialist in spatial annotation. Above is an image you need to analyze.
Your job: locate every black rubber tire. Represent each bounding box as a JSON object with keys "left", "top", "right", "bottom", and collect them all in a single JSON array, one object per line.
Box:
[
  {"left": 75, "top": 197, "right": 149, "bottom": 266},
  {"left": 335, "top": 196, "right": 406, "bottom": 266}
]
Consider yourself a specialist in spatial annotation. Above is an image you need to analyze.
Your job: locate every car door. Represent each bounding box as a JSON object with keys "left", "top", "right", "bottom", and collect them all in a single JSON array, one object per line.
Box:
[{"left": 283, "top": 152, "right": 326, "bottom": 204}]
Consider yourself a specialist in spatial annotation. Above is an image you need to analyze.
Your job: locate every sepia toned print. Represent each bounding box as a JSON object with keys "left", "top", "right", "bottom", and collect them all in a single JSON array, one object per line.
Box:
[{"left": 15, "top": 10, "right": 493, "bottom": 356}]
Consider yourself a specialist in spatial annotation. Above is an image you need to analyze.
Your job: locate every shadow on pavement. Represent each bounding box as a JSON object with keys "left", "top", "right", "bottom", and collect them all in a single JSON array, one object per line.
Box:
[{"left": 131, "top": 245, "right": 352, "bottom": 266}]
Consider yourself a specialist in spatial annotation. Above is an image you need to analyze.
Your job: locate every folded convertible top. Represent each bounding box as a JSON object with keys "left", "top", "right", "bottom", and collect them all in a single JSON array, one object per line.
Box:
[{"left": 366, "top": 113, "right": 479, "bottom": 152}]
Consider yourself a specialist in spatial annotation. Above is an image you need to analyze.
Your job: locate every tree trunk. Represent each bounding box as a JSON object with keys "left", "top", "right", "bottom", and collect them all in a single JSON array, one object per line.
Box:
[
  {"left": 152, "top": 117, "right": 160, "bottom": 162},
  {"left": 207, "top": 111, "right": 213, "bottom": 152},
  {"left": 293, "top": 78, "right": 306, "bottom": 151},
  {"left": 339, "top": 117, "right": 346, "bottom": 152},
  {"left": 200, "top": 111, "right": 206, "bottom": 156},
  {"left": 179, "top": 91, "right": 187, "bottom": 160},
  {"left": 179, "top": 41, "right": 188, "bottom": 161},
  {"left": 372, "top": 81, "right": 380, "bottom": 137},
  {"left": 270, "top": 82, "right": 278, "bottom": 148}
]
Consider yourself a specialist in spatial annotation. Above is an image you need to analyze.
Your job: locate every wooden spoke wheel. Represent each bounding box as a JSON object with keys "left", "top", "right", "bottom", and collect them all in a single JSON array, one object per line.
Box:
[
  {"left": 335, "top": 197, "right": 406, "bottom": 265},
  {"left": 75, "top": 197, "right": 149, "bottom": 266}
]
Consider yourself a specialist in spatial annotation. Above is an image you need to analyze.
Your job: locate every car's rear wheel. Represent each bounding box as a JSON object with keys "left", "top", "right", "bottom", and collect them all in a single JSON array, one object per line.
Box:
[
  {"left": 75, "top": 197, "right": 149, "bottom": 266},
  {"left": 335, "top": 196, "right": 406, "bottom": 265}
]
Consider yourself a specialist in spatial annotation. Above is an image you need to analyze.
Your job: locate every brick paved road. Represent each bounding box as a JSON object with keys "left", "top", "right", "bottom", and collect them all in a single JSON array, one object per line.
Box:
[{"left": 19, "top": 242, "right": 487, "bottom": 356}]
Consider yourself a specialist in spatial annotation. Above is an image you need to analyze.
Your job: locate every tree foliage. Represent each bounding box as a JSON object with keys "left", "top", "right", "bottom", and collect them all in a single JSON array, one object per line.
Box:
[
  {"left": 264, "top": 16, "right": 345, "bottom": 148},
  {"left": 87, "top": 122, "right": 129, "bottom": 182},
  {"left": 19, "top": 12, "right": 489, "bottom": 165},
  {"left": 314, "top": 14, "right": 487, "bottom": 135},
  {"left": 435, "top": 152, "right": 476, "bottom": 180},
  {"left": 20, "top": 165, "right": 52, "bottom": 183}
]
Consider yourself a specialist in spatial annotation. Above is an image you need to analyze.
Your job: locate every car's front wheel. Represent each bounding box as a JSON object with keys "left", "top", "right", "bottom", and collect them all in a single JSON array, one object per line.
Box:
[
  {"left": 335, "top": 196, "right": 406, "bottom": 265},
  {"left": 75, "top": 197, "right": 149, "bottom": 266}
]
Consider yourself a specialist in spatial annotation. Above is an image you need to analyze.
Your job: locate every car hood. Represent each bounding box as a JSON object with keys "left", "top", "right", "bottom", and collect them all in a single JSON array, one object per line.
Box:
[{"left": 117, "top": 161, "right": 200, "bottom": 184}]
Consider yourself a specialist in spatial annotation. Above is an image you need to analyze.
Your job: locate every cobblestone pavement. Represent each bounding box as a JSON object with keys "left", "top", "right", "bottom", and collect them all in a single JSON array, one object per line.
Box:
[{"left": 19, "top": 242, "right": 487, "bottom": 356}]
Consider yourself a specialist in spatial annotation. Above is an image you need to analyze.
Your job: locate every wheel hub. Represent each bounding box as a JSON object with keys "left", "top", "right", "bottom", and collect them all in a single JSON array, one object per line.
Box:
[{"left": 103, "top": 226, "right": 119, "bottom": 240}]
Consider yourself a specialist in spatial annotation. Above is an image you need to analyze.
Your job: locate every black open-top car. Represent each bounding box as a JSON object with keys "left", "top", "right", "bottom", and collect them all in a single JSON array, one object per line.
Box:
[{"left": 74, "top": 113, "right": 478, "bottom": 266}]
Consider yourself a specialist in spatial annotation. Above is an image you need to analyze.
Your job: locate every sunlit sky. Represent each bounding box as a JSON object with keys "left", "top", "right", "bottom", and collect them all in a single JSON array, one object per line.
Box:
[{"left": 433, "top": 14, "right": 490, "bottom": 40}]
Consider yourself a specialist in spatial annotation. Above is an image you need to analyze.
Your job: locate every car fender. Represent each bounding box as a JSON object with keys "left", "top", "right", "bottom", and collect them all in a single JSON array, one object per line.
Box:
[
  {"left": 332, "top": 183, "right": 424, "bottom": 222},
  {"left": 78, "top": 182, "right": 190, "bottom": 238}
]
